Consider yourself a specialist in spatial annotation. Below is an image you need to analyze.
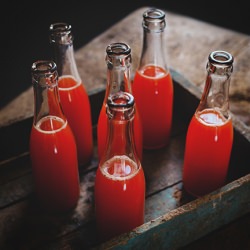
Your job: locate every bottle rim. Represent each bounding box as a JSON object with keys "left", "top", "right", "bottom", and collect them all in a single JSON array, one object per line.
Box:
[
  {"left": 107, "top": 92, "right": 134, "bottom": 108},
  {"left": 31, "top": 60, "right": 57, "bottom": 74},
  {"left": 142, "top": 8, "right": 166, "bottom": 32},
  {"left": 209, "top": 50, "right": 234, "bottom": 65},
  {"left": 49, "top": 22, "right": 73, "bottom": 44},
  {"left": 143, "top": 8, "right": 165, "bottom": 21},
  {"left": 106, "top": 42, "right": 131, "bottom": 56}
]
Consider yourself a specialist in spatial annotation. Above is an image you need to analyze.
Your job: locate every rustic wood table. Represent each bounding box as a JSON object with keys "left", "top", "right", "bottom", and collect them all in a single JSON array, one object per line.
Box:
[{"left": 0, "top": 7, "right": 249, "bottom": 249}]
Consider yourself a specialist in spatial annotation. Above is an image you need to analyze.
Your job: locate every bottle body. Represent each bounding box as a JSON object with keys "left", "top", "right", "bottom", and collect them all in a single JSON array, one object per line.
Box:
[
  {"left": 29, "top": 60, "right": 80, "bottom": 212},
  {"left": 183, "top": 51, "right": 234, "bottom": 197},
  {"left": 95, "top": 92, "right": 145, "bottom": 243},
  {"left": 49, "top": 22, "right": 93, "bottom": 167},
  {"left": 97, "top": 42, "right": 143, "bottom": 161},
  {"left": 95, "top": 155, "right": 145, "bottom": 242},
  {"left": 132, "top": 8, "right": 174, "bottom": 149}
]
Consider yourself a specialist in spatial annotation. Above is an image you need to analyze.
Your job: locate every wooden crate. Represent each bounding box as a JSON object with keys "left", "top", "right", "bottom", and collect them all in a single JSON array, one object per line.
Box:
[{"left": 0, "top": 69, "right": 249, "bottom": 250}]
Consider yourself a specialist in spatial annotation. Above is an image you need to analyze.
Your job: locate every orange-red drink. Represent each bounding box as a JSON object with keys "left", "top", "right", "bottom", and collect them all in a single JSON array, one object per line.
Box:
[
  {"left": 183, "top": 109, "right": 233, "bottom": 197},
  {"left": 58, "top": 75, "right": 93, "bottom": 166},
  {"left": 133, "top": 64, "right": 173, "bottom": 149},
  {"left": 97, "top": 103, "right": 143, "bottom": 161},
  {"left": 95, "top": 155, "right": 145, "bottom": 242},
  {"left": 30, "top": 116, "right": 80, "bottom": 212}
]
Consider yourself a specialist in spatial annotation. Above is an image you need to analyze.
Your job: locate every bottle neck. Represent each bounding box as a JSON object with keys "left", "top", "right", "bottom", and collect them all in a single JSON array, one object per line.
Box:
[
  {"left": 138, "top": 8, "right": 168, "bottom": 70},
  {"left": 139, "top": 29, "right": 166, "bottom": 69},
  {"left": 197, "top": 51, "right": 233, "bottom": 118},
  {"left": 31, "top": 60, "right": 66, "bottom": 125},
  {"left": 104, "top": 43, "right": 132, "bottom": 101},
  {"left": 49, "top": 23, "right": 81, "bottom": 83}
]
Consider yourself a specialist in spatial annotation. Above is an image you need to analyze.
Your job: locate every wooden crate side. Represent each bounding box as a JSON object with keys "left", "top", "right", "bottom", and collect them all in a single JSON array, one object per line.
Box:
[{"left": 97, "top": 174, "right": 250, "bottom": 250}]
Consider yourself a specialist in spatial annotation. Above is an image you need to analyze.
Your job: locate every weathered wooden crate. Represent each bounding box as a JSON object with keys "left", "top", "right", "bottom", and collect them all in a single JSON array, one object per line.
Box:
[{"left": 0, "top": 68, "right": 249, "bottom": 250}]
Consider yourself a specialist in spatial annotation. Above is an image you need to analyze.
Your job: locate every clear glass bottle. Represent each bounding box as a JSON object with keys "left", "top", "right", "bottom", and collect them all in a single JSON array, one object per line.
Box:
[
  {"left": 95, "top": 92, "right": 145, "bottom": 243},
  {"left": 49, "top": 22, "right": 93, "bottom": 167},
  {"left": 133, "top": 8, "right": 174, "bottom": 150},
  {"left": 183, "top": 50, "right": 234, "bottom": 197},
  {"left": 29, "top": 60, "right": 80, "bottom": 212},
  {"left": 97, "top": 42, "right": 143, "bottom": 161}
]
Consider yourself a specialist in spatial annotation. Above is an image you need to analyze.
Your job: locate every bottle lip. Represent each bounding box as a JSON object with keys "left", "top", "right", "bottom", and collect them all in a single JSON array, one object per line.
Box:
[
  {"left": 107, "top": 92, "right": 134, "bottom": 108},
  {"left": 142, "top": 8, "right": 166, "bottom": 32},
  {"left": 209, "top": 50, "right": 234, "bottom": 65},
  {"left": 49, "top": 22, "right": 73, "bottom": 44},
  {"left": 106, "top": 42, "right": 131, "bottom": 56},
  {"left": 32, "top": 60, "right": 57, "bottom": 74},
  {"left": 143, "top": 8, "right": 165, "bottom": 21}
]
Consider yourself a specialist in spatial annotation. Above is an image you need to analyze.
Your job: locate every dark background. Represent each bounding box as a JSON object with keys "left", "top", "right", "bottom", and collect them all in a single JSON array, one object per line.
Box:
[{"left": 3, "top": 1, "right": 249, "bottom": 108}]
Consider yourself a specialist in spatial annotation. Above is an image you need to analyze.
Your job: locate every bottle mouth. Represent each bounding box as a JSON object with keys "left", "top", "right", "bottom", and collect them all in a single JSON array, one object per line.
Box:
[
  {"left": 209, "top": 51, "right": 234, "bottom": 65},
  {"left": 106, "top": 42, "right": 131, "bottom": 56},
  {"left": 142, "top": 8, "right": 166, "bottom": 32},
  {"left": 106, "top": 42, "right": 132, "bottom": 68},
  {"left": 31, "top": 60, "right": 58, "bottom": 87},
  {"left": 107, "top": 92, "right": 134, "bottom": 108},
  {"left": 32, "top": 60, "right": 57, "bottom": 74},
  {"left": 207, "top": 50, "right": 233, "bottom": 74},
  {"left": 143, "top": 8, "right": 165, "bottom": 21},
  {"left": 107, "top": 92, "right": 135, "bottom": 120},
  {"left": 49, "top": 22, "right": 73, "bottom": 44}
]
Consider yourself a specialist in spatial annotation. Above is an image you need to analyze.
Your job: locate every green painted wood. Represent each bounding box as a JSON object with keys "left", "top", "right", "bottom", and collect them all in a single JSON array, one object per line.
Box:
[{"left": 96, "top": 174, "right": 250, "bottom": 250}]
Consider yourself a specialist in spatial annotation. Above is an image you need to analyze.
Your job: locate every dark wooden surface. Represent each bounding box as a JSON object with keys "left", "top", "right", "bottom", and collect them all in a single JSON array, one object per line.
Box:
[
  {"left": 1, "top": 6, "right": 250, "bottom": 250},
  {"left": 1, "top": 70, "right": 249, "bottom": 250}
]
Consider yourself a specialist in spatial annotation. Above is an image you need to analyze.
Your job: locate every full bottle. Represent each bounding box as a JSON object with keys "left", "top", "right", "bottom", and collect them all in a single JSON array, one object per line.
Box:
[
  {"left": 49, "top": 22, "right": 93, "bottom": 167},
  {"left": 183, "top": 50, "right": 234, "bottom": 197},
  {"left": 133, "top": 8, "right": 174, "bottom": 149},
  {"left": 29, "top": 60, "right": 80, "bottom": 212},
  {"left": 95, "top": 92, "right": 145, "bottom": 243},
  {"left": 97, "top": 42, "right": 143, "bottom": 161}
]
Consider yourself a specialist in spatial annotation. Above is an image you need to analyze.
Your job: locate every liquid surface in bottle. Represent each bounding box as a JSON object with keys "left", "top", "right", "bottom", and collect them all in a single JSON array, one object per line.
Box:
[
  {"left": 30, "top": 115, "right": 80, "bottom": 211},
  {"left": 95, "top": 155, "right": 145, "bottom": 242},
  {"left": 58, "top": 75, "right": 93, "bottom": 166},
  {"left": 183, "top": 109, "right": 233, "bottom": 197},
  {"left": 133, "top": 64, "right": 173, "bottom": 149}
]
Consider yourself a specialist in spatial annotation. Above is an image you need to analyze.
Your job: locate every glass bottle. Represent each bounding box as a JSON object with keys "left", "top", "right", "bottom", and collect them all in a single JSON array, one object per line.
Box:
[
  {"left": 97, "top": 42, "right": 143, "bottom": 161},
  {"left": 133, "top": 8, "right": 174, "bottom": 150},
  {"left": 49, "top": 22, "right": 93, "bottom": 167},
  {"left": 95, "top": 92, "right": 145, "bottom": 243},
  {"left": 29, "top": 60, "right": 80, "bottom": 212},
  {"left": 183, "top": 50, "right": 234, "bottom": 197}
]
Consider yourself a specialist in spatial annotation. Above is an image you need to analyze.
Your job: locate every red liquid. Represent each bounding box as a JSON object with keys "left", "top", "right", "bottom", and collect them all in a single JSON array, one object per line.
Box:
[
  {"left": 97, "top": 103, "right": 143, "bottom": 161},
  {"left": 58, "top": 76, "right": 93, "bottom": 166},
  {"left": 95, "top": 155, "right": 145, "bottom": 242},
  {"left": 29, "top": 116, "right": 80, "bottom": 212},
  {"left": 133, "top": 65, "right": 173, "bottom": 149},
  {"left": 183, "top": 109, "right": 234, "bottom": 197}
]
